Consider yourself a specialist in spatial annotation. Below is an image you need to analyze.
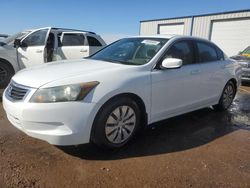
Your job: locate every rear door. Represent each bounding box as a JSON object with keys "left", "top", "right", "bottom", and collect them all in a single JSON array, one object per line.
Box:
[
  {"left": 57, "top": 32, "right": 88, "bottom": 59},
  {"left": 194, "top": 41, "right": 226, "bottom": 105},
  {"left": 17, "top": 27, "right": 51, "bottom": 68}
]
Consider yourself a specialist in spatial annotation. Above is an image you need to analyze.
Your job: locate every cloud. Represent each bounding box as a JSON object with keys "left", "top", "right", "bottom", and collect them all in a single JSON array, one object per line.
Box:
[{"left": 101, "top": 33, "right": 130, "bottom": 44}]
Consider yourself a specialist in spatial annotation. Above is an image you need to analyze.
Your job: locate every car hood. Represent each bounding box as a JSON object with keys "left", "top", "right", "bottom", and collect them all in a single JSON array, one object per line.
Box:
[{"left": 12, "top": 59, "right": 134, "bottom": 88}]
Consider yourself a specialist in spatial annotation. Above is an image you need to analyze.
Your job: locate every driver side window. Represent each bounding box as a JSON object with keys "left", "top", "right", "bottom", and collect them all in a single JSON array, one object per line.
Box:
[
  {"left": 22, "top": 29, "right": 48, "bottom": 47},
  {"left": 164, "top": 40, "right": 195, "bottom": 65}
]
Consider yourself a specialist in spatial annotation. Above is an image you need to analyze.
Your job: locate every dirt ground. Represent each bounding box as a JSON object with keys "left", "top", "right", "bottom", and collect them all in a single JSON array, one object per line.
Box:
[{"left": 0, "top": 85, "right": 250, "bottom": 188}]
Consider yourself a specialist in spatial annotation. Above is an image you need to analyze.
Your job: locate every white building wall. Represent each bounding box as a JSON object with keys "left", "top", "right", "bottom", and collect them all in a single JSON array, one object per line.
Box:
[
  {"left": 192, "top": 11, "right": 250, "bottom": 39},
  {"left": 140, "top": 10, "right": 250, "bottom": 56},
  {"left": 140, "top": 11, "right": 250, "bottom": 38},
  {"left": 140, "top": 18, "right": 192, "bottom": 35}
]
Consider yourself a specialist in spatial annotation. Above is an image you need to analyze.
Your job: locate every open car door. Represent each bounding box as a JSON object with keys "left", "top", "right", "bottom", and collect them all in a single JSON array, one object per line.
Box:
[{"left": 17, "top": 27, "right": 51, "bottom": 68}]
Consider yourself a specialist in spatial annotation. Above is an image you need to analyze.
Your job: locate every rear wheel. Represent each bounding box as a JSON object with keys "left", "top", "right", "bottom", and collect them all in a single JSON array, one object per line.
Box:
[
  {"left": 0, "top": 62, "right": 14, "bottom": 88},
  {"left": 213, "top": 81, "right": 236, "bottom": 111},
  {"left": 91, "top": 97, "right": 141, "bottom": 149}
]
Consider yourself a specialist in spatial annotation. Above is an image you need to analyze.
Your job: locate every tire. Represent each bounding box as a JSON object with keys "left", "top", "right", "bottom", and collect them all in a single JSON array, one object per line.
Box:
[
  {"left": 0, "top": 62, "right": 14, "bottom": 89},
  {"left": 213, "top": 81, "right": 236, "bottom": 111},
  {"left": 91, "top": 97, "right": 141, "bottom": 149}
]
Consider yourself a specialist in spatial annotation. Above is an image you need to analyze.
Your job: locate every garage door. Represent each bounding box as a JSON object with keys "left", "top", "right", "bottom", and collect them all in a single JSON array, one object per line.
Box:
[
  {"left": 210, "top": 19, "right": 250, "bottom": 57},
  {"left": 158, "top": 24, "right": 184, "bottom": 35}
]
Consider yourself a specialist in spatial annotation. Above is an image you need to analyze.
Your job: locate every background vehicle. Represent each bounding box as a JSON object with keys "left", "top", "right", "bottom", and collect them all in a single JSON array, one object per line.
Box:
[
  {"left": 0, "top": 27, "right": 106, "bottom": 88},
  {"left": 231, "top": 46, "right": 250, "bottom": 82},
  {"left": 0, "top": 34, "right": 9, "bottom": 40},
  {"left": 3, "top": 35, "right": 241, "bottom": 149}
]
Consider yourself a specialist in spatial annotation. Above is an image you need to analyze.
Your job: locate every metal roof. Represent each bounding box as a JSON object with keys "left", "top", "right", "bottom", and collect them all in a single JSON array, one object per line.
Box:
[{"left": 140, "top": 9, "right": 250, "bottom": 23}]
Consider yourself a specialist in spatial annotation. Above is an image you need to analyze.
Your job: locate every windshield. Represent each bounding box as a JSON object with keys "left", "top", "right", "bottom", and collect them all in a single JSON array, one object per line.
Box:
[
  {"left": 3, "top": 31, "right": 30, "bottom": 44},
  {"left": 90, "top": 38, "right": 168, "bottom": 65}
]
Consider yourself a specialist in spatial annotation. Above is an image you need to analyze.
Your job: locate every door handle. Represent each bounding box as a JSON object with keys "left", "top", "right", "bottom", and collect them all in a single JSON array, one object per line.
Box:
[
  {"left": 36, "top": 49, "right": 43, "bottom": 53},
  {"left": 190, "top": 69, "right": 200, "bottom": 75},
  {"left": 80, "top": 49, "right": 88, "bottom": 53}
]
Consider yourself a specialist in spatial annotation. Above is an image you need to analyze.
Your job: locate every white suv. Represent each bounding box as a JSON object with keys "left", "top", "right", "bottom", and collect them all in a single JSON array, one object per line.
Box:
[
  {"left": 3, "top": 35, "right": 241, "bottom": 149},
  {"left": 0, "top": 27, "right": 106, "bottom": 88}
]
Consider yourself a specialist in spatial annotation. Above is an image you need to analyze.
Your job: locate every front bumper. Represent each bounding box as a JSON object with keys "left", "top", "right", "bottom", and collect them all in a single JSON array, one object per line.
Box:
[{"left": 2, "top": 90, "right": 100, "bottom": 145}]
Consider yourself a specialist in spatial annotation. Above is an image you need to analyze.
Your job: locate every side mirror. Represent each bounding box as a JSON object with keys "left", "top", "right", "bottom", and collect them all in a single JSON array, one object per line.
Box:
[
  {"left": 14, "top": 38, "right": 22, "bottom": 48},
  {"left": 161, "top": 58, "right": 183, "bottom": 69}
]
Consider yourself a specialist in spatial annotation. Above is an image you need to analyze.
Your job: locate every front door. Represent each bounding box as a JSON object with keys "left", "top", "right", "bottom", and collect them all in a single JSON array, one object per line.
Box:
[
  {"left": 151, "top": 40, "right": 202, "bottom": 122},
  {"left": 17, "top": 28, "right": 51, "bottom": 68}
]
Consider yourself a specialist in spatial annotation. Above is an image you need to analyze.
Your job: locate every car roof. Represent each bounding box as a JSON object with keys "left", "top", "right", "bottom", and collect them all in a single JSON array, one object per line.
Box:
[
  {"left": 127, "top": 35, "right": 214, "bottom": 43},
  {"left": 23, "top": 27, "right": 96, "bottom": 34}
]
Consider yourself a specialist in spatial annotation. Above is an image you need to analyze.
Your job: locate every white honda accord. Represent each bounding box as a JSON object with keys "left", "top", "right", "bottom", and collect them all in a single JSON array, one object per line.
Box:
[{"left": 3, "top": 35, "right": 241, "bottom": 148}]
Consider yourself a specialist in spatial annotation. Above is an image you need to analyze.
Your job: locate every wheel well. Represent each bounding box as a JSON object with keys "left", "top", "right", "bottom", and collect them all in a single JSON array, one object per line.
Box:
[
  {"left": 98, "top": 93, "right": 148, "bottom": 127},
  {"left": 229, "top": 78, "right": 237, "bottom": 88},
  {"left": 112, "top": 93, "right": 147, "bottom": 125},
  {"left": 121, "top": 93, "right": 147, "bottom": 125},
  {"left": 229, "top": 78, "right": 237, "bottom": 89},
  {"left": 0, "top": 58, "right": 15, "bottom": 74}
]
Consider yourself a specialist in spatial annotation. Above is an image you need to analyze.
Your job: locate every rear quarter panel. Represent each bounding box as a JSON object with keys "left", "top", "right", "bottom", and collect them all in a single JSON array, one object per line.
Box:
[{"left": 221, "top": 58, "right": 242, "bottom": 91}]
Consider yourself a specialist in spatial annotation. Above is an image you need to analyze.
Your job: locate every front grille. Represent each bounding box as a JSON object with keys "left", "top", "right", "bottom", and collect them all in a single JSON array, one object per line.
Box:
[{"left": 6, "top": 82, "right": 30, "bottom": 101}]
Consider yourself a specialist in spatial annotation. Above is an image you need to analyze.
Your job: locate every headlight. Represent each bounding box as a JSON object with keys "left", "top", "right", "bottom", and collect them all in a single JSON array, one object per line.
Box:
[{"left": 30, "top": 81, "right": 99, "bottom": 103}]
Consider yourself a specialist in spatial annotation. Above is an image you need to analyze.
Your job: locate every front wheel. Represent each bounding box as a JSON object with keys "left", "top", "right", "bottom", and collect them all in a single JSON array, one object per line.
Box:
[
  {"left": 91, "top": 97, "right": 141, "bottom": 149},
  {"left": 213, "top": 81, "right": 236, "bottom": 111}
]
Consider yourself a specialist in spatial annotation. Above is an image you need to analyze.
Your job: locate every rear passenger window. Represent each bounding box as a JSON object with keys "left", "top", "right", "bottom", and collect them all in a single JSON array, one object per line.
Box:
[
  {"left": 197, "top": 42, "right": 218, "bottom": 63},
  {"left": 216, "top": 47, "right": 224, "bottom": 61},
  {"left": 164, "top": 41, "right": 194, "bottom": 65},
  {"left": 61, "top": 33, "right": 85, "bottom": 46},
  {"left": 87, "top": 36, "right": 102, "bottom": 46}
]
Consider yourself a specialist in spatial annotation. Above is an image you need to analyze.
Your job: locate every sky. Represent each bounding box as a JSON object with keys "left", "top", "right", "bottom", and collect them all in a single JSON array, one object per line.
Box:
[{"left": 1, "top": 0, "right": 250, "bottom": 43}]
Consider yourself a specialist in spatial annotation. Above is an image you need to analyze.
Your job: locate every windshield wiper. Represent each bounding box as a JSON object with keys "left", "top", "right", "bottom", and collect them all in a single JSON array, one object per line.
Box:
[{"left": 119, "top": 61, "right": 140, "bottom": 65}]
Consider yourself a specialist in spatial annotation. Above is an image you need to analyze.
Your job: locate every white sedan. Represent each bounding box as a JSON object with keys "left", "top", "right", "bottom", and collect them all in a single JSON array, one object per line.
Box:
[{"left": 3, "top": 35, "right": 241, "bottom": 149}]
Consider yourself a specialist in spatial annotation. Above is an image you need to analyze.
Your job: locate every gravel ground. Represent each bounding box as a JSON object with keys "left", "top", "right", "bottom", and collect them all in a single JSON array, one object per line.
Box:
[{"left": 0, "top": 85, "right": 250, "bottom": 188}]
